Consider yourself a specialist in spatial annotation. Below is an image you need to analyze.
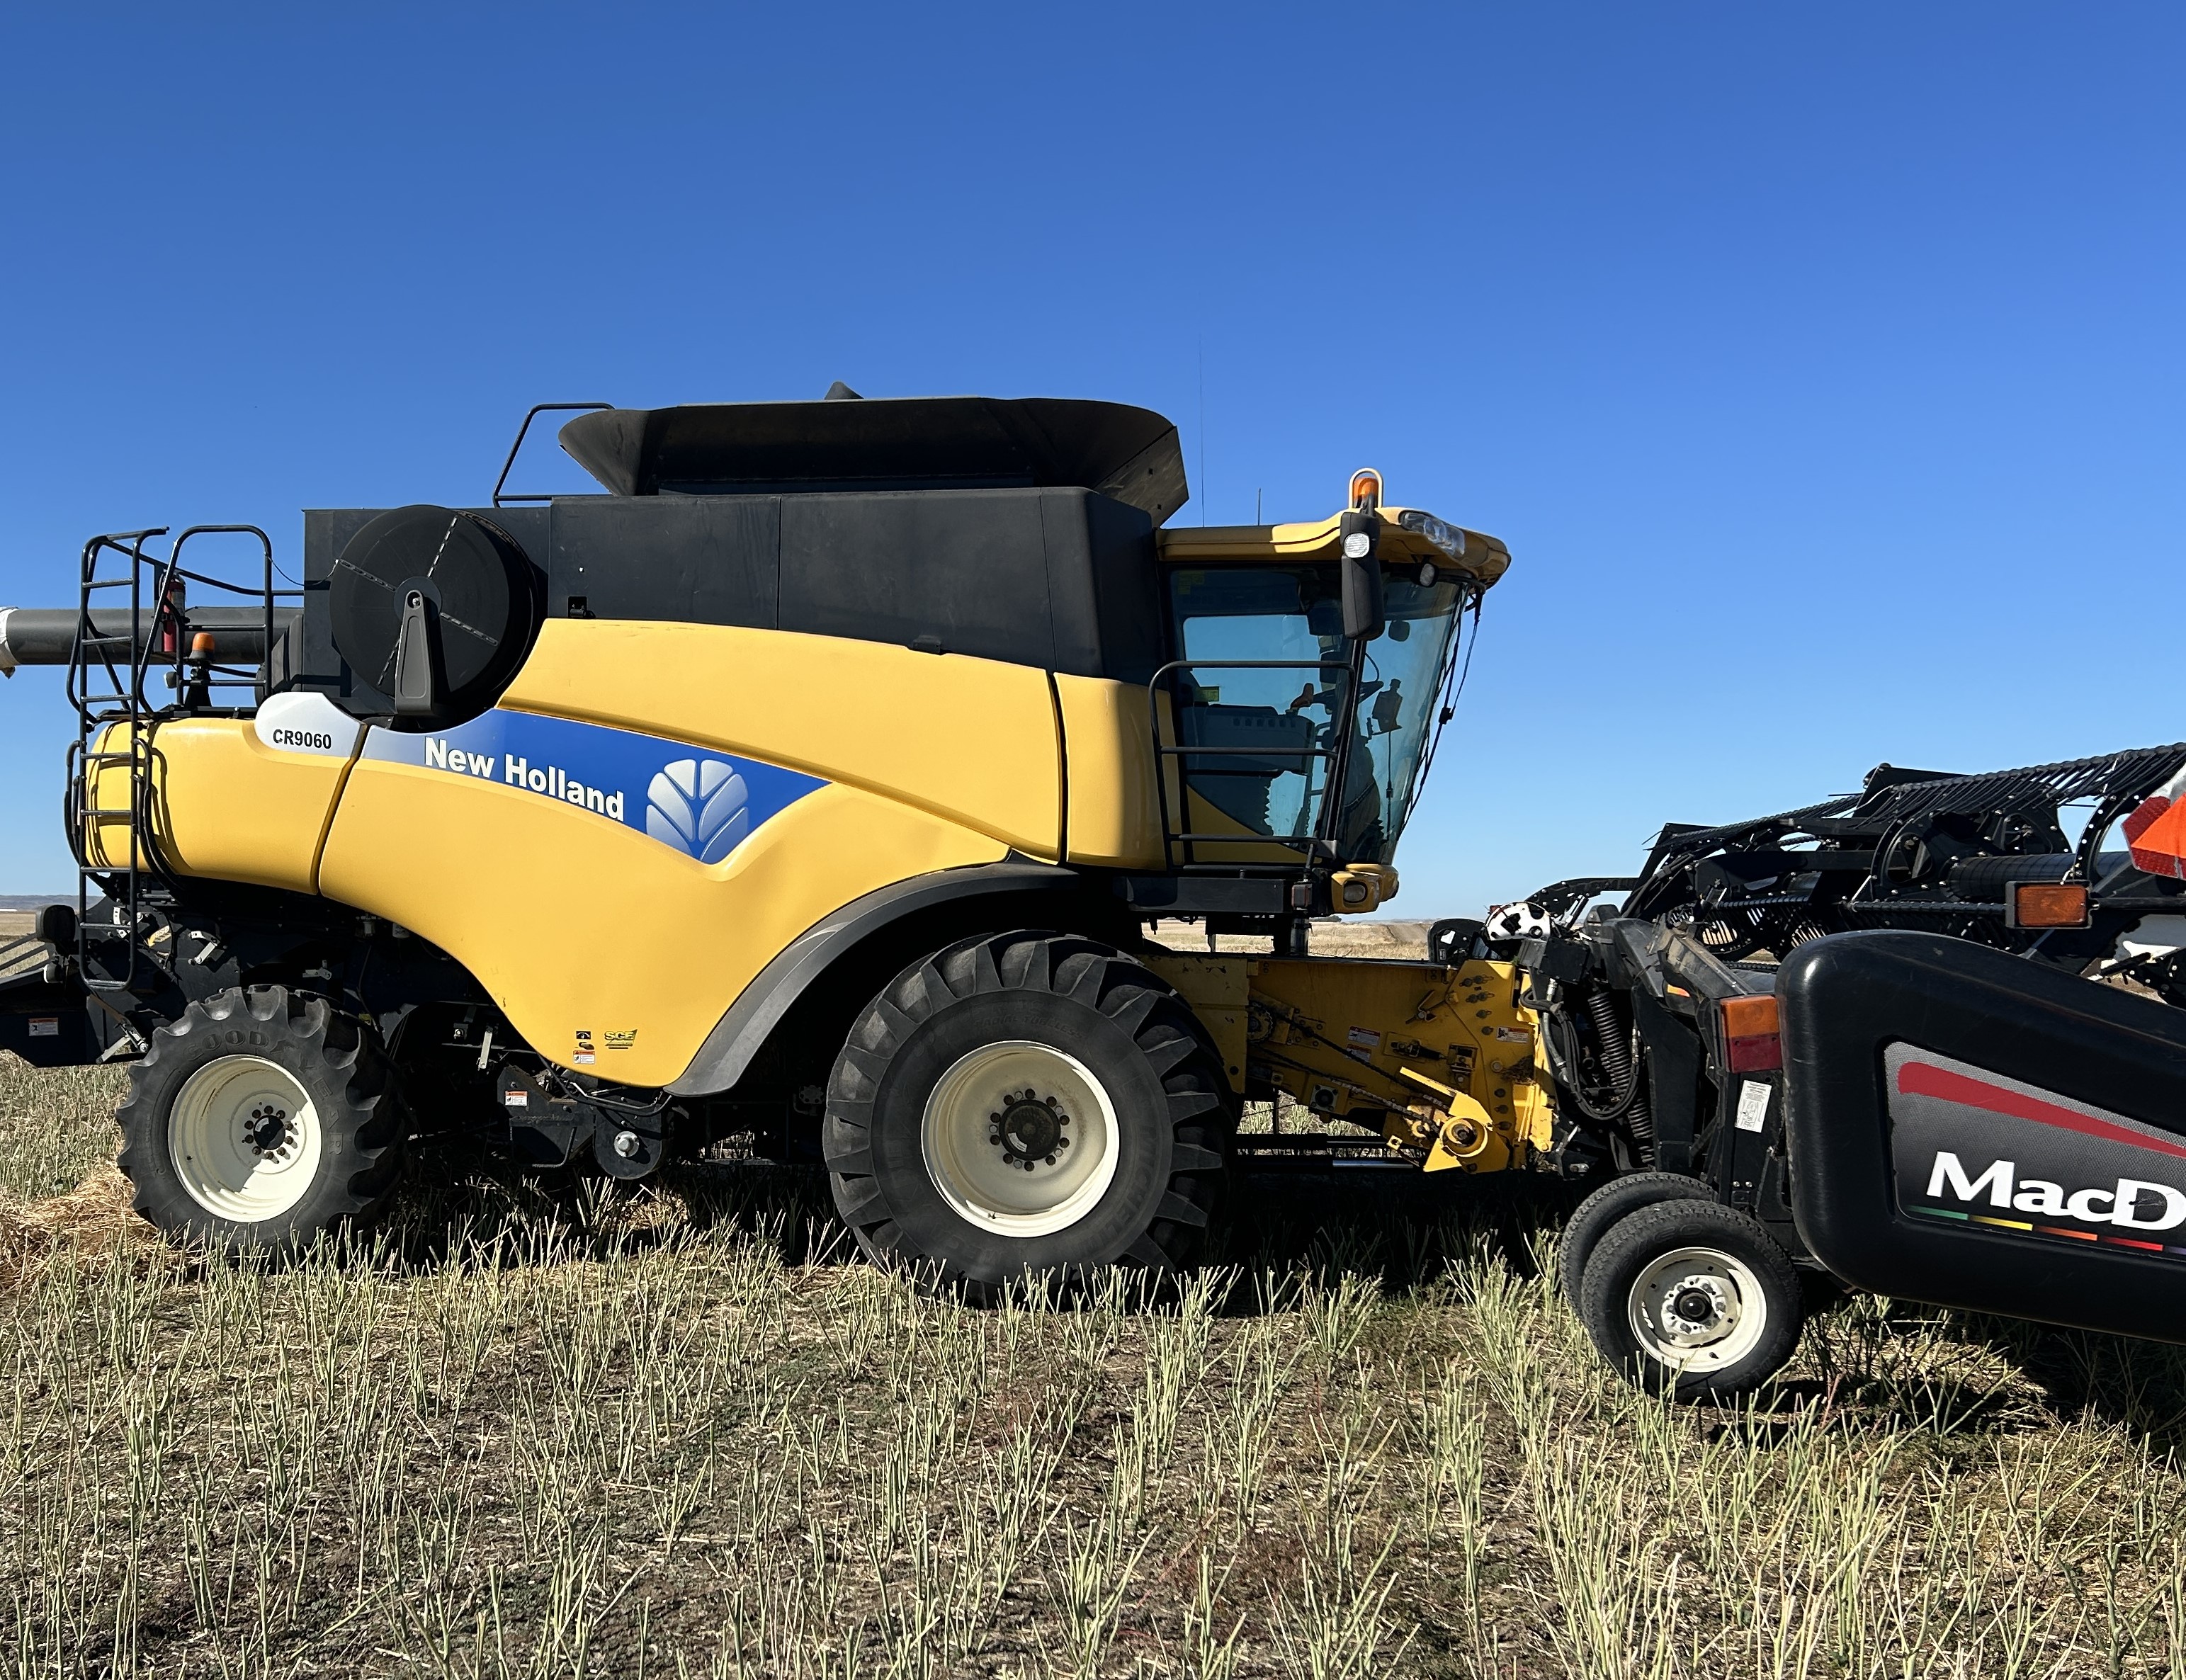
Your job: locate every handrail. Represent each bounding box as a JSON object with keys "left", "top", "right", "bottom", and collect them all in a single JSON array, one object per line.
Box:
[
  {"left": 492, "top": 402, "right": 615, "bottom": 506},
  {"left": 1147, "top": 655, "right": 1358, "bottom": 873},
  {"left": 65, "top": 524, "right": 287, "bottom": 996}
]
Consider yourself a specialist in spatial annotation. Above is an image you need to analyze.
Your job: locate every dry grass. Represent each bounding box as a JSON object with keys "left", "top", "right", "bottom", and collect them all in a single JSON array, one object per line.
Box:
[{"left": 5, "top": 1054, "right": 2186, "bottom": 1677}]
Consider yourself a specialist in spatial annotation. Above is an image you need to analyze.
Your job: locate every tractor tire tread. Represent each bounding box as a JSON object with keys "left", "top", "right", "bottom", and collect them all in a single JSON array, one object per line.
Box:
[
  {"left": 115, "top": 984, "right": 407, "bottom": 1259},
  {"left": 825, "top": 929, "right": 1230, "bottom": 1302},
  {"left": 1557, "top": 1170, "right": 1715, "bottom": 1307}
]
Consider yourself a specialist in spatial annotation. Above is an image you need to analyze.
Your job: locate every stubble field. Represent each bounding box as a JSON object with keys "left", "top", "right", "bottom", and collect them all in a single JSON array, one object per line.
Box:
[{"left": 4, "top": 1038, "right": 2186, "bottom": 1677}]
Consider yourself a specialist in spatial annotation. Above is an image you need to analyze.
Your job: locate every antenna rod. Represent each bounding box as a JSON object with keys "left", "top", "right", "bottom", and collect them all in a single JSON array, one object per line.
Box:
[{"left": 1197, "top": 339, "right": 1206, "bottom": 526}]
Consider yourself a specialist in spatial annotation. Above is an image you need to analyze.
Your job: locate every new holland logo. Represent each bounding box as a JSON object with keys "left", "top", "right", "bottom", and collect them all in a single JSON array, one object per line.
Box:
[
  {"left": 362, "top": 710, "right": 825, "bottom": 863},
  {"left": 645, "top": 759, "right": 750, "bottom": 864}
]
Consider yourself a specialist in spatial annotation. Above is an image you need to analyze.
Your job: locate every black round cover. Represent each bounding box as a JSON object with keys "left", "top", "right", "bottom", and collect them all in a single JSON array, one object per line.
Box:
[{"left": 329, "top": 506, "right": 539, "bottom": 722}]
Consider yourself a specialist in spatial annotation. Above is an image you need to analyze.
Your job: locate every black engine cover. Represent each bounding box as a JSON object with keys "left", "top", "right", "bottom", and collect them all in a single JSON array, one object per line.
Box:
[{"left": 1779, "top": 930, "right": 2186, "bottom": 1340}]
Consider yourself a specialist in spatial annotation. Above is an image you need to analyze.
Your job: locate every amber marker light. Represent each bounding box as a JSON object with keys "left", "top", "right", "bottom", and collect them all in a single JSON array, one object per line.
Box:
[
  {"left": 1349, "top": 469, "right": 1382, "bottom": 510},
  {"left": 1720, "top": 993, "right": 1782, "bottom": 1073},
  {"left": 2007, "top": 881, "right": 2091, "bottom": 929}
]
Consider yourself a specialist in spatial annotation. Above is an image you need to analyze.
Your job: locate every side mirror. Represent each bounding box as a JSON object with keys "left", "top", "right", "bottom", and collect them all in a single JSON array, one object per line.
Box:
[{"left": 1338, "top": 510, "right": 1385, "bottom": 642}]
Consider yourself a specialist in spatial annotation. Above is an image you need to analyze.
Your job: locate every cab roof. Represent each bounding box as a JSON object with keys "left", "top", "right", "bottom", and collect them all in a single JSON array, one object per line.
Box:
[{"left": 1157, "top": 509, "right": 1512, "bottom": 586}]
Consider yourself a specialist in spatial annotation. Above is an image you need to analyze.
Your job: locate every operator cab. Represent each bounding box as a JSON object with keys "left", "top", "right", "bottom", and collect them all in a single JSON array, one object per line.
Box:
[{"left": 1154, "top": 473, "right": 1509, "bottom": 890}]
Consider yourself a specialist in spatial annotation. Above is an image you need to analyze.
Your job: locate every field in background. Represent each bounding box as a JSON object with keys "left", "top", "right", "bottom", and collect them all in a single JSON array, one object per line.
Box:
[
  {"left": 6, "top": 1055, "right": 2186, "bottom": 1675},
  {"left": 1150, "top": 919, "right": 1434, "bottom": 960}
]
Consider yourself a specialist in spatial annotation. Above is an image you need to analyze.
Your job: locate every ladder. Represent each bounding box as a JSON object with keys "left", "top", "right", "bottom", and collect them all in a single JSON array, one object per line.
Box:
[{"left": 64, "top": 526, "right": 283, "bottom": 997}]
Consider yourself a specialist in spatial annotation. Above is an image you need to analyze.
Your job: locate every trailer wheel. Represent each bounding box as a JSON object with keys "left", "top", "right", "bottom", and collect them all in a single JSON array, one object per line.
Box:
[
  {"left": 1556, "top": 1171, "right": 1713, "bottom": 1306},
  {"left": 824, "top": 931, "right": 1229, "bottom": 1302},
  {"left": 116, "top": 986, "right": 406, "bottom": 1257},
  {"left": 1577, "top": 1198, "right": 1803, "bottom": 1401}
]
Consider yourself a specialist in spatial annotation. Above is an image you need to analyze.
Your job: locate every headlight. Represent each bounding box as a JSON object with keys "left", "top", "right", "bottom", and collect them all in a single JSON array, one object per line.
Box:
[{"left": 1397, "top": 509, "right": 1466, "bottom": 558}]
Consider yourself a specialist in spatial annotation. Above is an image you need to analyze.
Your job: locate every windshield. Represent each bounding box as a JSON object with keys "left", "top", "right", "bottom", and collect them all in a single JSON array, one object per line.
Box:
[
  {"left": 1166, "top": 563, "right": 1466, "bottom": 863},
  {"left": 1352, "top": 569, "right": 1468, "bottom": 860}
]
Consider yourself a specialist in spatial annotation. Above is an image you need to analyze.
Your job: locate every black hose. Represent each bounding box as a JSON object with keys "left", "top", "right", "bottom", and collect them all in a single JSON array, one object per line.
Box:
[
  {"left": 1544, "top": 987, "right": 1655, "bottom": 1149},
  {"left": 1583, "top": 987, "right": 1654, "bottom": 1150},
  {"left": 1584, "top": 987, "right": 1632, "bottom": 1091}
]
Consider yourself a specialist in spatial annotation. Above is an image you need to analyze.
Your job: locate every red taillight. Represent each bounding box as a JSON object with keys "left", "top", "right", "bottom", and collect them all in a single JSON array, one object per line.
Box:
[{"left": 1721, "top": 993, "right": 1782, "bottom": 1073}]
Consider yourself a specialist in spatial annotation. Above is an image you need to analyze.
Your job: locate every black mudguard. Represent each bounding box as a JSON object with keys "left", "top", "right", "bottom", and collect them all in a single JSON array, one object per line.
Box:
[
  {"left": 0, "top": 965, "right": 98, "bottom": 1067},
  {"left": 1779, "top": 930, "right": 2186, "bottom": 1341}
]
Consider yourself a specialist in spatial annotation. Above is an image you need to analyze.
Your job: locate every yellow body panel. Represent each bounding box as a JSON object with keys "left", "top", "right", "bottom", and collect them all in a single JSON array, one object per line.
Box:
[
  {"left": 1144, "top": 951, "right": 1549, "bottom": 1172},
  {"left": 1053, "top": 675, "right": 1164, "bottom": 868},
  {"left": 1138, "top": 953, "right": 1250, "bottom": 1091},
  {"left": 319, "top": 764, "right": 1005, "bottom": 1086},
  {"left": 502, "top": 621, "right": 1064, "bottom": 859},
  {"left": 82, "top": 720, "right": 353, "bottom": 895},
  {"left": 77, "top": 722, "right": 143, "bottom": 873}
]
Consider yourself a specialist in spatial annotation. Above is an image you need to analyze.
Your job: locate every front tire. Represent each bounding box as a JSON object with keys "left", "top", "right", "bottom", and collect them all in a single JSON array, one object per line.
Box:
[
  {"left": 1556, "top": 1171, "right": 1713, "bottom": 1307},
  {"left": 824, "top": 931, "right": 1229, "bottom": 1300},
  {"left": 116, "top": 986, "right": 407, "bottom": 1257},
  {"left": 1576, "top": 1198, "right": 1804, "bottom": 1402}
]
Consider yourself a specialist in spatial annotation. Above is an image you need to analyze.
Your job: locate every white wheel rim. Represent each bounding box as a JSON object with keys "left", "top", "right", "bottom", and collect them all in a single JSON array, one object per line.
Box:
[
  {"left": 167, "top": 1055, "right": 324, "bottom": 1222},
  {"left": 1626, "top": 1244, "right": 1768, "bottom": 1373},
  {"left": 920, "top": 1040, "right": 1121, "bottom": 1237}
]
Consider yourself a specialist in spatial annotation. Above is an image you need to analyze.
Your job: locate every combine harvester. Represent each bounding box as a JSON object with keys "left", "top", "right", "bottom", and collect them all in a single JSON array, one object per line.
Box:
[
  {"left": 2, "top": 389, "right": 2180, "bottom": 1399},
  {"left": 0, "top": 395, "right": 1539, "bottom": 1290}
]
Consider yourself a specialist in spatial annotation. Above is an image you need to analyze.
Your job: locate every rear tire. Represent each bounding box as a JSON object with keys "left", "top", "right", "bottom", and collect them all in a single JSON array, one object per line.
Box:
[
  {"left": 117, "top": 986, "right": 407, "bottom": 1257},
  {"left": 1557, "top": 1171, "right": 1714, "bottom": 1306},
  {"left": 1576, "top": 1198, "right": 1803, "bottom": 1402},
  {"left": 824, "top": 931, "right": 1229, "bottom": 1302}
]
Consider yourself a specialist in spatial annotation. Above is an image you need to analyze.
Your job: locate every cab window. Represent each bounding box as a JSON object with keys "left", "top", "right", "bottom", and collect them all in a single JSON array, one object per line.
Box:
[{"left": 1165, "top": 562, "right": 1466, "bottom": 862}]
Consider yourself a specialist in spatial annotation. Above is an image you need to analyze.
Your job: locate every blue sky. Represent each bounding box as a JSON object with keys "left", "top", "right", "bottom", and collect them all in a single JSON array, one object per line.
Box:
[{"left": 1, "top": 5, "right": 2180, "bottom": 914}]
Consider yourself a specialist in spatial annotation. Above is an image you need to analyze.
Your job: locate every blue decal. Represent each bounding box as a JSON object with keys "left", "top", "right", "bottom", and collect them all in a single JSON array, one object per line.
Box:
[{"left": 362, "top": 710, "right": 825, "bottom": 863}]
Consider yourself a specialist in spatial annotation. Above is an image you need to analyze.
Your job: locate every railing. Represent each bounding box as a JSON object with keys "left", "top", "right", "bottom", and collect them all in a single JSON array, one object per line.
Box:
[
  {"left": 64, "top": 526, "right": 291, "bottom": 993},
  {"left": 1147, "top": 657, "right": 1359, "bottom": 875},
  {"left": 492, "top": 402, "right": 614, "bottom": 506}
]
